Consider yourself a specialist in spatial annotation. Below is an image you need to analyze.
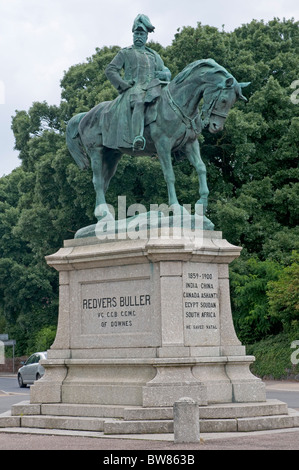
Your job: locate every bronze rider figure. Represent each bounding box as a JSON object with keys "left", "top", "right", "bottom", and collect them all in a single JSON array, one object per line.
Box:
[{"left": 105, "top": 14, "right": 171, "bottom": 151}]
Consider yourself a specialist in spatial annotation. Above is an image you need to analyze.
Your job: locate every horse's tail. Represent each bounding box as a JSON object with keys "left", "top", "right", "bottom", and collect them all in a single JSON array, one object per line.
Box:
[{"left": 66, "top": 113, "right": 90, "bottom": 170}]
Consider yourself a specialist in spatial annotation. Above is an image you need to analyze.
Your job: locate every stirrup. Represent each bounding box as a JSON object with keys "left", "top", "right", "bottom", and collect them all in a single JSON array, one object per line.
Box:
[{"left": 133, "top": 135, "right": 146, "bottom": 151}]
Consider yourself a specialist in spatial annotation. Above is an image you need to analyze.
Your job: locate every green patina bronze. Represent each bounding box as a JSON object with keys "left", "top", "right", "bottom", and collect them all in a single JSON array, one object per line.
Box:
[
  {"left": 66, "top": 14, "right": 249, "bottom": 234},
  {"left": 104, "top": 15, "right": 171, "bottom": 151}
]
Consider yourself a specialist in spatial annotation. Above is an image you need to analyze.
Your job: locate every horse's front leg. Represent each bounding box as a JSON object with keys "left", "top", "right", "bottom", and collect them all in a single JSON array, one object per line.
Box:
[
  {"left": 155, "top": 138, "right": 179, "bottom": 207},
  {"left": 184, "top": 139, "right": 214, "bottom": 230},
  {"left": 185, "top": 140, "right": 209, "bottom": 213}
]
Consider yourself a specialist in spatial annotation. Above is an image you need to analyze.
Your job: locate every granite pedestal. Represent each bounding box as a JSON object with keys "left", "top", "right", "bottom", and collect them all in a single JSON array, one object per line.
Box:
[
  {"left": 4, "top": 229, "right": 299, "bottom": 433},
  {"left": 30, "top": 229, "right": 266, "bottom": 409}
]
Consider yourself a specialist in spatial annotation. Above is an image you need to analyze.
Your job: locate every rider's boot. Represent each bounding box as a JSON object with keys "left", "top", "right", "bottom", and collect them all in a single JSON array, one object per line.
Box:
[{"left": 132, "top": 101, "right": 146, "bottom": 151}]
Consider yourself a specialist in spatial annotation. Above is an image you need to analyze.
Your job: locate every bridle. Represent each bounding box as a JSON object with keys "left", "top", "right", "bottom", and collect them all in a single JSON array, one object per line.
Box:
[
  {"left": 200, "top": 86, "right": 232, "bottom": 127},
  {"left": 166, "top": 83, "right": 233, "bottom": 132}
]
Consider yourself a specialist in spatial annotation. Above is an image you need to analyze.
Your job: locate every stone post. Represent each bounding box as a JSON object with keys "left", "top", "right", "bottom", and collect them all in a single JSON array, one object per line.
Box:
[{"left": 173, "top": 397, "right": 200, "bottom": 444}]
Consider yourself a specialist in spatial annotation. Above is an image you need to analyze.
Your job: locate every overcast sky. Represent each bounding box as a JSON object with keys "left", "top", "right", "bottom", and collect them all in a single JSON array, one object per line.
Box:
[{"left": 0, "top": 0, "right": 298, "bottom": 177}]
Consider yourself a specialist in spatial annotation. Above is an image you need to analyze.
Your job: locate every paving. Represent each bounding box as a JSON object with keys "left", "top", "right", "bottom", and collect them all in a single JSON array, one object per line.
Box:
[
  {"left": 1, "top": 426, "right": 299, "bottom": 450},
  {"left": 0, "top": 377, "right": 298, "bottom": 450}
]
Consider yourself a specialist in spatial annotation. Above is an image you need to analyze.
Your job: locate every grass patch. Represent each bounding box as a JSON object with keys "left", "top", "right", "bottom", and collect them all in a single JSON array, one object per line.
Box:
[{"left": 246, "top": 330, "right": 299, "bottom": 380}]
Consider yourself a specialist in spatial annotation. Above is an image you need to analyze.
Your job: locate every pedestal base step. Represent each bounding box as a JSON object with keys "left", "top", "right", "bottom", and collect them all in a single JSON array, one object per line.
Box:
[
  {"left": 104, "top": 409, "right": 299, "bottom": 434},
  {"left": 1, "top": 399, "right": 298, "bottom": 434}
]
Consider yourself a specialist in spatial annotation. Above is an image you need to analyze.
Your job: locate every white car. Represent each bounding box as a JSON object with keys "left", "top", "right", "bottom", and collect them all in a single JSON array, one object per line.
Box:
[{"left": 17, "top": 351, "right": 47, "bottom": 387}]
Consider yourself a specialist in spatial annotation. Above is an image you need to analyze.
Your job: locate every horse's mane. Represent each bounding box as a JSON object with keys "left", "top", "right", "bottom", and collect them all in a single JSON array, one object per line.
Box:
[{"left": 173, "top": 58, "right": 233, "bottom": 85}]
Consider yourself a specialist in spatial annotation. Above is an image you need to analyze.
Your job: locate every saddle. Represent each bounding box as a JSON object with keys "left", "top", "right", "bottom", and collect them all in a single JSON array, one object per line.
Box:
[{"left": 100, "top": 91, "right": 159, "bottom": 150}]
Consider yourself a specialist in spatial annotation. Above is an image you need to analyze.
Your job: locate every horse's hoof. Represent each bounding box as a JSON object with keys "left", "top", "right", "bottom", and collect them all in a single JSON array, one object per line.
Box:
[
  {"left": 203, "top": 216, "right": 215, "bottom": 231},
  {"left": 95, "top": 204, "right": 115, "bottom": 222}
]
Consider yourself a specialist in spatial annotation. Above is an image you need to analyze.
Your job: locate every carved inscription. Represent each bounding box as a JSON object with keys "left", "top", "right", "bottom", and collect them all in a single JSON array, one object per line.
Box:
[
  {"left": 183, "top": 263, "right": 219, "bottom": 346},
  {"left": 80, "top": 279, "right": 151, "bottom": 335}
]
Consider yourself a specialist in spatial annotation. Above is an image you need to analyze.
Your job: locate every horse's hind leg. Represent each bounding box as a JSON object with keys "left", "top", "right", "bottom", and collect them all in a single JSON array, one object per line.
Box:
[
  {"left": 102, "top": 148, "right": 122, "bottom": 193},
  {"left": 89, "top": 146, "right": 109, "bottom": 220},
  {"left": 90, "top": 145, "right": 121, "bottom": 221}
]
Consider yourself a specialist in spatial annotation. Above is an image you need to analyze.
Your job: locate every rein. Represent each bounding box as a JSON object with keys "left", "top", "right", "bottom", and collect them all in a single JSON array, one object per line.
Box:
[{"left": 166, "top": 87, "right": 201, "bottom": 134}]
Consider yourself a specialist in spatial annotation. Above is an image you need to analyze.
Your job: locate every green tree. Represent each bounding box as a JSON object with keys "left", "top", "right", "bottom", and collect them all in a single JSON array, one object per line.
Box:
[
  {"left": 267, "top": 252, "right": 299, "bottom": 331},
  {"left": 230, "top": 257, "right": 282, "bottom": 343}
]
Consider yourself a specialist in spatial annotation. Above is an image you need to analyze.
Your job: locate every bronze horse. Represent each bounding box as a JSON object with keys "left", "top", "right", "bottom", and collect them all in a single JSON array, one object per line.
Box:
[{"left": 66, "top": 59, "right": 249, "bottom": 230}]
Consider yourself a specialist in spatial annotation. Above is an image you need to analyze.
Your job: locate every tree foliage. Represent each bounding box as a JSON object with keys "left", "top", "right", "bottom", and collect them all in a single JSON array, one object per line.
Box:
[
  {"left": 267, "top": 252, "right": 299, "bottom": 330},
  {"left": 0, "top": 18, "right": 298, "bottom": 353}
]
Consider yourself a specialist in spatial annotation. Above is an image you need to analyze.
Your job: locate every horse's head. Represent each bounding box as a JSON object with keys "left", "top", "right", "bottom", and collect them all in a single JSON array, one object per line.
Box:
[
  {"left": 202, "top": 77, "right": 250, "bottom": 134},
  {"left": 169, "top": 59, "right": 250, "bottom": 135}
]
